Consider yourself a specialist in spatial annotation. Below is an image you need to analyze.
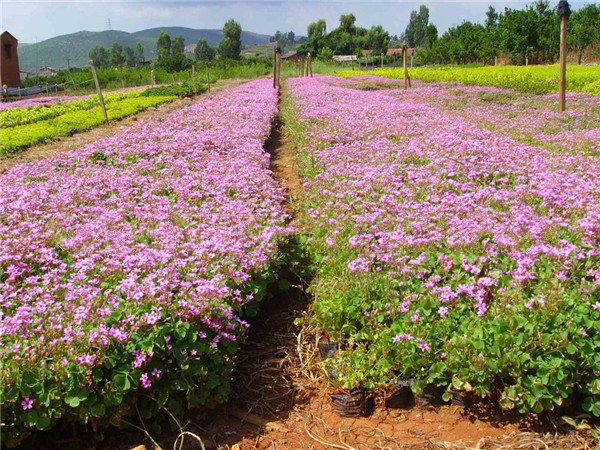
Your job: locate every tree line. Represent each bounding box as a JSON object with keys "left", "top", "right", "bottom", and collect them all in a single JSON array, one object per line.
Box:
[
  {"left": 410, "top": 1, "right": 600, "bottom": 65},
  {"left": 89, "top": 19, "right": 244, "bottom": 72},
  {"left": 297, "top": 1, "right": 599, "bottom": 65},
  {"left": 296, "top": 14, "right": 392, "bottom": 60}
]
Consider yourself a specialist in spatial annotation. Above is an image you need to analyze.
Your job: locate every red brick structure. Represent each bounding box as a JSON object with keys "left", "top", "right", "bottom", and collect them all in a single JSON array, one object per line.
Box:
[{"left": 1, "top": 31, "right": 21, "bottom": 87}]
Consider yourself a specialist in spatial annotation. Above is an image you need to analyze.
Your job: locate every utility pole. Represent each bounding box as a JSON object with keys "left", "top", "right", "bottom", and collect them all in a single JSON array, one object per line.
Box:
[{"left": 66, "top": 58, "right": 71, "bottom": 70}]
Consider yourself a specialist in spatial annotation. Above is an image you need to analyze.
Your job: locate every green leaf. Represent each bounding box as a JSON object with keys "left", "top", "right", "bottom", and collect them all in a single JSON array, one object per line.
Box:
[
  {"left": 65, "top": 396, "right": 81, "bottom": 407},
  {"left": 113, "top": 373, "right": 131, "bottom": 391},
  {"left": 35, "top": 415, "right": 51, "bottom": 430}
]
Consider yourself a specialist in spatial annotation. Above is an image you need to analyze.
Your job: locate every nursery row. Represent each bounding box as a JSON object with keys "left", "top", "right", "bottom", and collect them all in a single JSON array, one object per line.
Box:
[
  {"left": 0, "top": 85, "right": 154, "bottom": 113},
  {"left": 0, "top": 79, "right": 288, "bottom": 445},
  {"left": 339, "top": 65, "right": 600, "bottom": 95},
  {"left": 286, "top": 75, "right": 600, "bottom": 416}
]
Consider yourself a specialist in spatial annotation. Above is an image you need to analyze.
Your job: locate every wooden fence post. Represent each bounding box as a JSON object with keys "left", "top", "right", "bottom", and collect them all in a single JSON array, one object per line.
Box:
[
  {"left": 89, "top": 60, "right": 108, "bottom": 123},
  {"left": 206, "top": 63, "right": 210, "bottom": 93},
  {"left": 558, "top": 0, "right": 571, "bottom": 112},
  {"left": 402, "top": 46, "right": 408, "bottom": 89},
  {"left": 273, "top": 44, "right": 277, "bottom": 88},
  {"left": 191, "top": 65, "right": 197, "bottom": 94}
]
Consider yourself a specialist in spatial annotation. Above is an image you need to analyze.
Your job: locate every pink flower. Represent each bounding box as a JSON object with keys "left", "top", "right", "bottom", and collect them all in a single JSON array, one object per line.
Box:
[{"left": 140, "top": 373, "right": 152, "bottom": 389}]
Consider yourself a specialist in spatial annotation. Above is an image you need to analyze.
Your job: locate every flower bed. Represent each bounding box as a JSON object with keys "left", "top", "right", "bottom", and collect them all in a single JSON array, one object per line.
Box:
[
  {"left": 286, "top": 75, "right": 600, "bottom": 416},
  {"left": 0, "top": 79, "right": 288, "bottom": 444}
]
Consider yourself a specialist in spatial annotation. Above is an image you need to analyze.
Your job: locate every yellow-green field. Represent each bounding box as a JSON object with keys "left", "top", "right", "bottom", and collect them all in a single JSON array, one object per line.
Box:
[{"left": 337, "top": 65, "right": 600, "bottom": 95}]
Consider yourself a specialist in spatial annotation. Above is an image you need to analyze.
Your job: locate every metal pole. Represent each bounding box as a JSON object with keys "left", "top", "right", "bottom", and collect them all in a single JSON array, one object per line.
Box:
[{"left": 89, "top": 59, "right": 108, "bottom": 123}]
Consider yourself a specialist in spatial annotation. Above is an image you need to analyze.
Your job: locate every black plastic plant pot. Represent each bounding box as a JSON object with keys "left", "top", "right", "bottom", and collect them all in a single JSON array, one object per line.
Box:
[
  {"left": 414, "top": 385, "right": 446, "bottom": 408},
  {"left": 385, "top": 386, "right": 415, "bottom": 409},
  {"left": 318, "top": 341, "right": 338, "bottom": 360},
  {"left": 330, "top": 388, "right": 375, "bottom": 418}
]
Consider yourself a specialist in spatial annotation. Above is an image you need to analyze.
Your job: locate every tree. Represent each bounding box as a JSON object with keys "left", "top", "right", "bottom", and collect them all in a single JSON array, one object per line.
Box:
[
  {"left": 569, "top": 4, "right": 600, "bottom": 64},
  {"left": 405, "top": 5, "right": 430, "bottom": 47},
  {"left": 194, "top": 39, "right": 216, "bottom": 62},
  {"left": 172, "top": 36, "right": 185, "bottom": 55},
  {"left": 366, "top": 25, "right": 390, "bottom": 56},
  {"left": 108, "top": 43, "right": 125, "bottom": 67},
  {"left": 297, "top": 19, "right": 328, "bottom": 56},
  {"left": 317, "top": 47, "right": 334, "bottom": 61},
  {"left": 123, "top": 46, "right": 136, "bottom": 67},
  {"left": 134, "top": 43, "right": 145, "bottom": 64},
  {"left": 156, "top": 32, "right": 172, "bottom": 61},
  {"left": 89, "top": 45, "right": 109, "bottom": 67},
  {"left": 218, "top": 19, "right": 242, "bottom": 59},
  {"left": 498, "top": 3, "right": 558, "bottom": 64},
  {"left": 339, "top": 13, "right": 357, "bottom": 34},
  {"left": 485, "top": 6, "right": 499, "bottom": 28},
  {"left": 424, "top": 23, "right": 438, "bottom": 48}
]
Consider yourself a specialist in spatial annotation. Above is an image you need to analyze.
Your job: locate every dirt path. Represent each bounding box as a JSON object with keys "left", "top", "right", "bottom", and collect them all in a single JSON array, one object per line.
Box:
[
  {"left": 0, "top": 79, "right": 247, "bottom": 175},
  {"left": 264, "top": 93, "right": 303, "bottom": 207}
]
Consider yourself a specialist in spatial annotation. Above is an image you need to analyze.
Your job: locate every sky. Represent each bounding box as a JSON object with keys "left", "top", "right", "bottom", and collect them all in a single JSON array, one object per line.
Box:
[{"left": 0, "top": 0, "right": 590, "bottom": 44}]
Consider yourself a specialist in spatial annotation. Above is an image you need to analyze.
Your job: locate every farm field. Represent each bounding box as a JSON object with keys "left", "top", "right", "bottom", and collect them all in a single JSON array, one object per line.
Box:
[
  {"left": 0, "top": 85, "right": 205, "bottom": 155},
  {"left": 338, "top": 65, "right": 600, "bottom": 95},
  {"left": 0, "top": 79, "right": 289, "bottom": 446},
  {"left": 1, "top": 72, "right": 599, "bottom": 449},
  {"left": 286, "top": 75, "right": 600, "bottom": 416}
]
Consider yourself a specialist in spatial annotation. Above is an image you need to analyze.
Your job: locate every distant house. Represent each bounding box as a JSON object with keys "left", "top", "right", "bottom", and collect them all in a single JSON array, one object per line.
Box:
[
  {"left": 20, "top": 70, "right": 30, "bottom": 81},
  {"left": 387, "top": 47, "right": 414, "bottom": 57},
  {"left": 1, "top": 31, "right": 21, "bottom": 87},
  {"left": 362, "top": 48, "right": 414, "bottom": 58},
  {"left": 282, "top": 51, "right": 301, "bottom": 63},
  {"left": 333, "top": 55, "right": 357, "bottom": 62},
  {"left": 38, "top": 67, "right": 58, "bottom": 77}
]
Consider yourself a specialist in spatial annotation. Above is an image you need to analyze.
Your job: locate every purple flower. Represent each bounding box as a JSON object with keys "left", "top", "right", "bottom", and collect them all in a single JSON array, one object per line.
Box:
[{"left": 21, "top": 397, "right": 34, "bottom": 410}]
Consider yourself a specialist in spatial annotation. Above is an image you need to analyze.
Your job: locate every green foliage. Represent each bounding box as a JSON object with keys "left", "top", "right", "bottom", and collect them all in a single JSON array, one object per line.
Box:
[
  {"left": 89, "top": 45, "right": 109, "bottom": 67},
  {"left": 194, "top": 39, "right": 216, "bottom": 62},
  {"left": 569, "top": 4, "right": 600, "bottom": 64},
  {"left": 155, "top": 53, "right": 193, "bottom": 73},
  {"left": 405, "top": 5, "right": 431, "bottom": 48},
  {"left": 218, "top": 19, "right": 242, "bottom": 59},
  {"left": 317, "top": 47, "right": 334, "bottom": 62},
  {"left": 172, "top": 36, "right": 185, "bottom": 55},
  {"left": 298, "top": 19, "right": 328, "bottom": 57},
  {"left": 156, "top": 32, "right": 172, "bottom": 61},
  {"left": 366, "top": 25, "right": 390, "bottom": 56},
  {"left": 273, "top": 30, "right": 296, "bottom": 51},
  {"left": 140, "top": 82, "right": 206, "bottom": 98},
  {"left": 109, "top": 43, "right": 126, "bottom": 67},
  {"left": 0, "top": 85, "right": 216, "bottom": 154}
]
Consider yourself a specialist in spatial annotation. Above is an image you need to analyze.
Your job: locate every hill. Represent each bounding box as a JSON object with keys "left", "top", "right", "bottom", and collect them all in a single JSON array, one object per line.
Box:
[{"left": 17, "top": 27, "right": 272, "bottom": 72}]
